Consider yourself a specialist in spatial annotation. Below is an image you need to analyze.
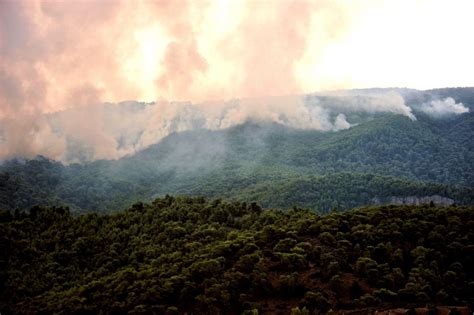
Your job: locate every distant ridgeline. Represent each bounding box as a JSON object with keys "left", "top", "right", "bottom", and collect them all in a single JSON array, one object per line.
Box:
[
  {"left": 0, "top": 198, "right": 473, "bottom": 313},
  {"left": 0, "top": 87, "right": 473, "bottom": 213}
]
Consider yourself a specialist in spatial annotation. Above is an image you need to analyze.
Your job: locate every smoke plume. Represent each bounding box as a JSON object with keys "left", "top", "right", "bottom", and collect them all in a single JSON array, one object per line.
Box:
[
  {"left": 1, "top": 92, "right": 421, "bottom": 163},
  {"left": 419, "top": 98, "right": 469, "bottom": 117},
  {"left": 0, "top": 1, "right": 471, "bottom": 162}
]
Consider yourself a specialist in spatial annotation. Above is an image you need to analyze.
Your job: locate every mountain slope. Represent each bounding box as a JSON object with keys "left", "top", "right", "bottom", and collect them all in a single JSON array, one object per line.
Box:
[
  {"left": 0, "top": 88, "right": 473, "bottom": 212},
  {"left": 173, "top": 172, "right": 472, "bottom": 211}
]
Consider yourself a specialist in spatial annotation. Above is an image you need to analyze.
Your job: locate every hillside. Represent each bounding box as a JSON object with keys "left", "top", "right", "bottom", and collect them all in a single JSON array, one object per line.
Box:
[
  {"left": 0, "top": 88, "right": 473, "bottom": 213},
  {"left": 0, "top": 118, "right": 472, "bottom": 213},
  {"left": 2, "top": 2, "right": 474, "bottom": 313},
  {"left": 1, "top": 199, "right": 473, "bottom": 313},
  {"left": 177, "top": 173, "right": 472, "bottom": 211}
]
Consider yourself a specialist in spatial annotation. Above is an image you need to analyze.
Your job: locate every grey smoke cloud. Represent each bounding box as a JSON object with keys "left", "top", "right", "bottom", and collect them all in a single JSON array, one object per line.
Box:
[
  {"left": 0, "top": 0, "right": 354, "bottom": 162},
  {"left": 0, "top": 91, "right": 423, "bottom": 163},
  {"left": 419, "top": 97, "right": 469, "bottom": 117},
  {"left": 0, "top": 1, "right": 471, "bottom": 163},
  {"left": 333, "top": 114, "right": 352, "bottom": 131},
  {"left": 309, "top": 90, "right": 417, "bottom": 121}
]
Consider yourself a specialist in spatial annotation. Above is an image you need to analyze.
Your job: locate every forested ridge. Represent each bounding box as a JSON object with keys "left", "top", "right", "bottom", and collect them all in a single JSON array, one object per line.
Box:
[
  {"left": 1, "top": 198, "right": 473, "bottom": 314},
  {"left": 1, "top": 110, "right": 473, "bottom": 213},
  {"left": 0, "top": 0, "right": 473, "bottom": 310},
  {"left": 1, "top": 88, "right": 473, "bottom": 313},
  {"left": 1, "top": 157, "right": 472, "bottom": 214},
  {"left": 173, "top": 172, "right": 473, "bottom": 211}
]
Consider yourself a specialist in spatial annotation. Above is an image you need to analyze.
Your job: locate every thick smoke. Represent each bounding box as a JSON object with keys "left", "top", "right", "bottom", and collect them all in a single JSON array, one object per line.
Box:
[
  {"left": 0, "top": 0, "right": 354, "bottom": 161},
  {"left": 333, "top": 114, "right": 352, "bottom": 131},
  {"left": 308, "top": 91, "right": 417, "bottom": 121},
  {"left": 0, "top": 1, "right": 471, "bottom": 163},
  {"left": 0, "top": 92, "right": 421, "bottom": 163},
  {"left": 0, "top": 0, "right": 350, "bottom": 113},
  {"left": 419, "top": 98, "right": 469, "bottom": 117}
]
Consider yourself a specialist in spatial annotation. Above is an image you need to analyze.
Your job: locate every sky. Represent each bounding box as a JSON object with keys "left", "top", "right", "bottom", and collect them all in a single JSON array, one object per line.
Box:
[
  {"left": 0, "top": 0, "right": 473, "bottom": 161},
  {"left": 1, "top": 0, "right": 473, "bottom": 115}
]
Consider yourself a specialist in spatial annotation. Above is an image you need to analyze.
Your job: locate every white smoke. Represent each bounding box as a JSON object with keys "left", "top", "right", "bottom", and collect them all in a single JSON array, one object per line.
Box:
[
  {"left": 0, "top": 91, "right": 422, "bottom": 163},
  {"left": 419, "top": 97, "right": 469, "bottom": 117},
  {"left": 310, "top": 90, "right": 417, "bottom": 121},
  {"left": 333, "top": 114, "right": 352, "bottom": 131}
]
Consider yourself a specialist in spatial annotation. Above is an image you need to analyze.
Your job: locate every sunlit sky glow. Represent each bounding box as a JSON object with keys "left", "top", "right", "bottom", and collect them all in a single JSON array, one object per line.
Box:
[{"left": 0, "top": 0, "right": 473, "bottom": 117}]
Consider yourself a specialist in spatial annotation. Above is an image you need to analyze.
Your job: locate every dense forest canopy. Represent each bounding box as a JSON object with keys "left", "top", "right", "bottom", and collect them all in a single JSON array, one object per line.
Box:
[
  {"left": 1, "top": 88, "right": 473, "bottom": 213},
  {"left": 1, "top": 0, "right": 473, "bottom": 312},
  {"left": 1, "top": 198, "right": 473, "bottom": 313},
  {"left": 0, "top": 88, "right": 473, "bottom": 314},
  {"left": 1, "top": 89, "right": 473, "bottom": 213}
]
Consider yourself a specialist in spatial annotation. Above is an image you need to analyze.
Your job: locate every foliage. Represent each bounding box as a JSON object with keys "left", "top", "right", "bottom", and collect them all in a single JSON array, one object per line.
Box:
[
  {"left": 1, "top": 199, "right": 473, "bottom": 313},
  {"left": 1, "top": 108, "right": 473, "bottom": 213}
]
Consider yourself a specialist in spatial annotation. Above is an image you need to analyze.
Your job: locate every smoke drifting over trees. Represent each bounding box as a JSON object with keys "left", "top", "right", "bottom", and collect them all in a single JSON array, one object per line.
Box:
[
  {"left": 419, "top": 98, "right": 470, "bottom": 117},
  {"left": 0, "top": 1, "right": 472, "bottom": 162},
  {"left": 0, "top": 89, "right": 471, "bottom": 163},
  {"left": 0, "top": 91, "right": 440, "bottom": 162}
]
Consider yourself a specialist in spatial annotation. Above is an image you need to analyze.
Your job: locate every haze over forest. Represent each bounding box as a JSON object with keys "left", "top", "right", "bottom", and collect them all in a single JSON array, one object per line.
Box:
[{"left": 1, "top": 0, "right": 473, "bottom": 314}]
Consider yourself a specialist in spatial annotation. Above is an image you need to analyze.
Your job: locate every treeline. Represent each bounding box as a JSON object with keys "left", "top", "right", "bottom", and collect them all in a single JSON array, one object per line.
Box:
[
  {"left": 1, "top": 156, "right": 472, "bottom": 213},
  {"left": 1, "top": 98, "right": 473, "bottom": 213},
  {"left": 177, "top": 172, "right": 473, "bottom": 212},
  {"left": 0, "top": 157, "right": 150, "bottom": 213},
  {"left": 1, "top": 197, "right": 473, "bottom": 313}
]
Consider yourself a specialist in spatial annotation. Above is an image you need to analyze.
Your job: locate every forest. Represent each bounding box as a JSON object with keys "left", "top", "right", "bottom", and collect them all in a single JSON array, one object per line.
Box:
[
  {"left": 1, "top": 197, "right": 473, "bottom": 313},
  {"left": 1, "top": 1, "right": 473, "bottom": 312},
  {"left": 1, "top": 107, "right": 473, "bottom": 213},
  {"left": 0, "top": 88, "right": 473, "bottom": 314}
]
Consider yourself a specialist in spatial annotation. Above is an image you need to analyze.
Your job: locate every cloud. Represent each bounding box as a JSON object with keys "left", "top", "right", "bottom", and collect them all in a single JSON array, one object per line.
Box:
[
  {"left": 1, "top": 1, "right": 468, "bottom": 163},
  {"left": 419, "top": 97, "right": 469, "bottom": 117},
  {"left": 333, "top": 114, "right": 351, "bottom": 131},
  {"left": 0, "top": 0, "right": 351, "bottom": 114},
  {"left": 310, "top": 90, "right": 416, "bottom": 121},
  {"left": 0, "top": 90, "right": 421, "bottom": 163},
  {"left": 0, "top": 114, "right": 66, "bottom": 161},
  {"left": 0, "top": 0, "right": 356, "bottom": 161}
]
